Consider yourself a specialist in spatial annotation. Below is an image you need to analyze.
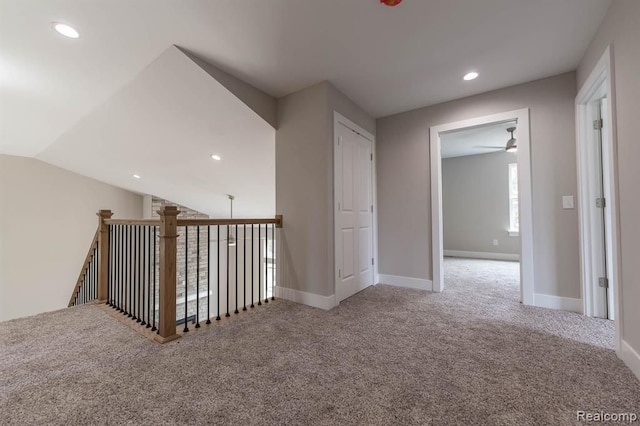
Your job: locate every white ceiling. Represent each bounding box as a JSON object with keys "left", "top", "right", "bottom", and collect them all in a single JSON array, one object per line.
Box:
[
  {"left": 441, "top": 121, "right": 517, "bottom": 159},
  {"left": 37, "top": 46, "right": 275, "bottom": 218},
  {"left": 0, "top": 0, "right": 611, "bottom": 158}
]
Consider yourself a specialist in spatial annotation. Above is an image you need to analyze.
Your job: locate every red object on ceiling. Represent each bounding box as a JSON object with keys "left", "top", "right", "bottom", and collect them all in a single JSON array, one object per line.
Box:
[{"left": 380, "top": 0, "right": 403, "bottom": 6}]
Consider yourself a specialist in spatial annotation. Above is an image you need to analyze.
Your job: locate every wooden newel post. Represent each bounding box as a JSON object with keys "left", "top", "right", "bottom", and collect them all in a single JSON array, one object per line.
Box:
[
  {"left": 97, "top": 210, "right": 113, "bottom": 303},
  {"left": 158, "top": 205, "right": 180, "bottom": 341}
]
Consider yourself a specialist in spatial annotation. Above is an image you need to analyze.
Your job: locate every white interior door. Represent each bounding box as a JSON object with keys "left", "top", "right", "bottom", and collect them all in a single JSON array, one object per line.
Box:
[{"left": 335, "top": 121, "right": 374, "bottom": 302}]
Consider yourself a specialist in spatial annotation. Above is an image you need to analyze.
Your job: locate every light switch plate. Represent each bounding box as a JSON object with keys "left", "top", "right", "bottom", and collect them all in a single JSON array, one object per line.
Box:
[{"left": 562, "top": 196, "right": 574, "bottom": 209}]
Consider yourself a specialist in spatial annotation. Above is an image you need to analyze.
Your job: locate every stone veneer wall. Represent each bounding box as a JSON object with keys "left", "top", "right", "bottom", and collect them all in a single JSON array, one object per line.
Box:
[{"left": 151, "top": 197, "right": 209, "bottom": 324}]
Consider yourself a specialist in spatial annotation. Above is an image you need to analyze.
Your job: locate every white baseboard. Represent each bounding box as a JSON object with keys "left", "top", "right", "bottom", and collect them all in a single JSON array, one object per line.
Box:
[
  {"left": 378, "top": 274, "right": 433, "bottom": 291},
  {"left": 444, "top": 250, "right": 520, "bottom": 261},
  {"left": 621, "top": 340, "right": 640, "bottom": 382},
  {"left": 275, "top": 286, "right": 336, "bottom": 310},
  {"left": 534, "top": 293, "right": 583, "bottom": 313}
]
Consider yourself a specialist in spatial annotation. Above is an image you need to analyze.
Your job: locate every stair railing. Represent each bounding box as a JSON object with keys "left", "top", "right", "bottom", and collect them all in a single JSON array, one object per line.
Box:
[{"left": 71, "top": 207, "right": 282, "bottom": 343}]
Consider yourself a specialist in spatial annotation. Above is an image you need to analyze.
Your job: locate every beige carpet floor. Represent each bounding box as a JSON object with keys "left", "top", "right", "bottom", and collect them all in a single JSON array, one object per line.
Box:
[{"left": 1, "top": 258, "right": 639, "bottom": 425}]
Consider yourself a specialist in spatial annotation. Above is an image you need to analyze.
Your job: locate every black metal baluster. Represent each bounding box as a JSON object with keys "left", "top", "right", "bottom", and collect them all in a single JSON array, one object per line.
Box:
[
  {"left": 272, "top": 223, "right": 276, "bottom": 300},
  {"left": 114, "top": 228, "right": 118, "bottom": 308},
  {"left": 133, "top": 226, "right": 137, "bottom": 319},
  {"left": 94, "top": 247, "right": 98, "bottom": 301},
  {"left": 195, "top": 226, "right": 201, "bottom": 328},
  {"left": 243, "top": 224, "right": 247, "bottom": 311},
  {"left": 122, "top": 226, "right": 126, "bottom": 313},
  {"left": 251, "top": 224, "right": 255, "bottom": 309},
  {"left": 133, "top": 227, "right": 138, "bottom": 321},
  {"left": 115, "top": 226, "right": 119, "bottom": 309},
  {"left": 108, "top": 226, "right": 112, "bottom": 305},
  {"left": 206, "top": 226, "right": 211, "bottom": 325},
  {"left": 136, "top": 226, "right": 142, "bottom": 322},
  {"left": 226, "top": 225, "right": 230, "bottom": 317},
  {"left": 146, "top": 226, "right": 151, "bottom": 328},
  {"left": 141, "top": 227, "right": 147, "bottom": 326},
  {"left": 107, "top": 229, "right": 111, "bottom": 306},
  {"left": 139, "top": 227, "right": 144, "bottom": 324},
  {"left": 235, "top": 224, "right": 239, "bottom": 314},
  {"left": 120, "top": 225, "right": 125, "bottom": 312},
  {"left": 152, "top": 226, "right": 157, "bottom": 332},
  {"left": 265, "top": 224, "right": 269, "bottom": 304},
  {"left": 90, "top": 255, "right": 94, "bottom": 302},
  {"left": 258, "top": 224, "right": 262, "bottom": 306},
  {"left": 127, "top": 226, "right": 133, "bottom": 317},
  {"left": 184, "top": 227, "right": 189, "bottom": 333},
  {"left": 216, "top": 226, "right": 221, "bottom": 321}
]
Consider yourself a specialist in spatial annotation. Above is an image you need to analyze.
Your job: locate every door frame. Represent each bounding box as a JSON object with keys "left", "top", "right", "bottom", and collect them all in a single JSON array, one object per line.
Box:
[
  {"left": 576, "top": 46, "right": 622, "bottom": 351},
  {"left": 333, "top": 111, "right": 378, "bottom": 303},
  {"left": 429, "top": 108, "right": 535, "bottom": 305}
]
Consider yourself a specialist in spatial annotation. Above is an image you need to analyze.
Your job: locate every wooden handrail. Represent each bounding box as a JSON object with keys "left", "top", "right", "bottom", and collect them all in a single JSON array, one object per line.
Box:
[
  {"left": 105, "top": 216, "right": 283, "bottom": 228},
  {"left": 104, "top": 219, "right": 160, "bottom": 226},
  {"left": 177, "top": 215, "right": 283, "bottom": 228},
  {"left": 68, "top": 229, "right": 99, "bottom": 307}
]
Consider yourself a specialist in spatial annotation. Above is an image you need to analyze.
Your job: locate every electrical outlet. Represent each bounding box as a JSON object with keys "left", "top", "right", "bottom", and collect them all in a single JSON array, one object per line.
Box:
[{"left": 493, "top": 239, "right": 499, "bottom": 246}]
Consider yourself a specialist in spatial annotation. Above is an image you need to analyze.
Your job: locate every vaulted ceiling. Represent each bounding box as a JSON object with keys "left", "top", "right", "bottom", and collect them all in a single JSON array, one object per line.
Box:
[
  {"left": 0, "top": 0, "right": 611, "bottom": 158},
  {"left": 37, "top": 46, "right": 275, "bottom": 218}
]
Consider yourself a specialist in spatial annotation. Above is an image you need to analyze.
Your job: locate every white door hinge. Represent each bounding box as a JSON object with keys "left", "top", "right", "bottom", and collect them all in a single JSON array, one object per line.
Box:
[
  {"left": 371, "top": 258, "right": 374, "bottom": 266},
  {"left": 338, "top": 269, "right": 341, "bottom": 278},
  {"left": 593, "top": 119, "right": 603, "bottom": 130},
  {"left": 596, "top": 198, "right": 606, "bottom": 208},
  {"left": 370, "top": 205, "right": 373, "bottom": 213},
  {"left": 598, "top": 277, "right": 609, "bottom": 288}
]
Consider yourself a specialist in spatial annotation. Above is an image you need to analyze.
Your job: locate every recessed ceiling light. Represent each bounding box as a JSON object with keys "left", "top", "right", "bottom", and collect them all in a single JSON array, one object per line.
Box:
[
  {"left": 463, "top": 72, "right": 479, "bottom": 81},
  {"left": 211, "top": 154, "right": 222, "bottom": 161},
  {"left": 132, "top": 174, "right": 141, "bottom": 179},
  {"left": 52, "top": 23, "right": 80, "bottom": 39}
]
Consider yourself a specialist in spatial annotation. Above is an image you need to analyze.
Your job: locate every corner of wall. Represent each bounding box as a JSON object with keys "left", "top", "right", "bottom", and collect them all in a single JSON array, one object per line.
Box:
[{"left": 178, "top": 46, "right": 277, "bottom": 128}]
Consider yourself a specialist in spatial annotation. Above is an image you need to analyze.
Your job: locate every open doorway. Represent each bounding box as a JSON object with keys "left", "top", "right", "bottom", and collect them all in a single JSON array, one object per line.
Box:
[
  {"left": 430, "top": 109, "right": 534, "bottom": 305},
  {"left": 440, "top": 122, "right": 521, "bottom": 302}
]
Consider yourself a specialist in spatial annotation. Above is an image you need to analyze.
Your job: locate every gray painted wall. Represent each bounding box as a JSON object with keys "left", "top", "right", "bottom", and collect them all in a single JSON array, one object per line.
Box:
[
  {"left": 377, "top": 72, "right": 579, "bottom": 298},
  {"left": 276, "top": 81, "right": 374, "bottom": 298},
  {"left": 577, "top": 0, "right": 640, "bottom": 354},
  {"left": 180, "top": 47, "right": 278, "bottom": 128},
  {"left": 442, "top": 151, "right": 520, "bottom": 255}
]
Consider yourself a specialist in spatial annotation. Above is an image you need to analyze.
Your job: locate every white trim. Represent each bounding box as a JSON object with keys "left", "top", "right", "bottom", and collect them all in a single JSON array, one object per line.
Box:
[
  {"left": 275, "top": 286, "right": 337, "bottom": 310},
  {"left": 508, "top": 230, "right": 520, "bottom": 237},
  {"left": 444, "top": 250, "right": 519, "bottom": 261},
  {"left": 575, "top": 45, "right": 622, "bottom": 354},
  {"left": 378, "top": 274, "right": 433, "bottom": 291},
  {"left": 533, "top": 293, "right": 583, "bottom": 314},
  {"left": 430, "top": 108, "right": 534, "bottom": 305},
  {"left": 333, "top": 111, "right": 378, "bottom": 303},
  {"left": 508, "top": 162, "right": 519, "bottom": 233},
  {"left": 620, "top": 340, "right": 640, "bottom": 382}
]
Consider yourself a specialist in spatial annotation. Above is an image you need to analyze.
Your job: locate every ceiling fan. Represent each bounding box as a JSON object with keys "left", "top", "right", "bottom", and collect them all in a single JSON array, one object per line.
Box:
[{"left": 475, "top": 127, "right": 517, "bottom": 151}]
